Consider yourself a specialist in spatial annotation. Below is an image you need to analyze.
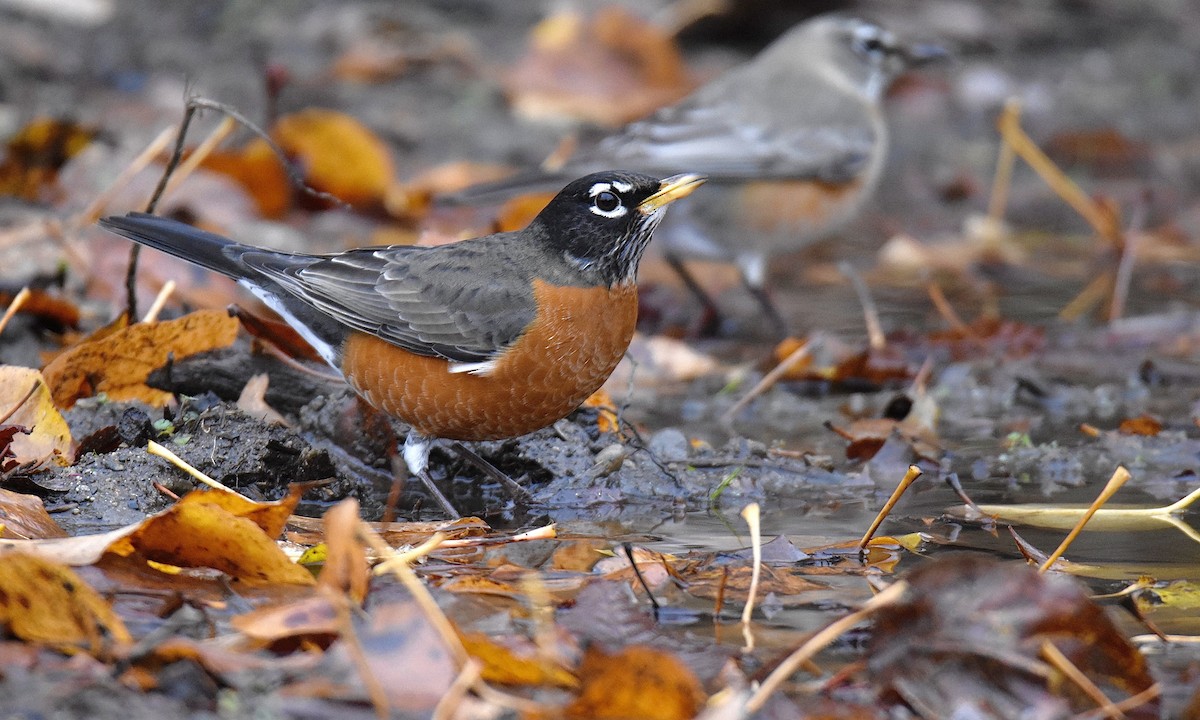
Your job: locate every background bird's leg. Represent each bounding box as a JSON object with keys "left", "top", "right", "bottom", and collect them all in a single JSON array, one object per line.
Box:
[
  {"left": 450, "top": 442, "right": 534, "bottom": 505},
  {"left": 663, "top": 251, "right": 723, "bottom": 337},
  {"left": 736, "top": 252, "right": 789, "bottom": 338},
  {"left": 403, "top": 433, "right": 461, "bottom": 518}
]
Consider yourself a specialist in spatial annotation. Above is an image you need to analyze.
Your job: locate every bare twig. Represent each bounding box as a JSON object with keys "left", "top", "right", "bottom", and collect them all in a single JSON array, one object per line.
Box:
[
  {"left": 740, "top": 503, "right": 762, "bottom": 653},
  {"left": 840, "top": 261, "right": 885, "bottom": 351},
  {"left": 0, "top": 287, "right": 31, "bottom": 337},
  {"left": 720, "top": 340, "right": 813, "bottom": 428},
  {"left": 1038, "top": 466, "right": 1131, "bottom": 573},
  {"left": 859, "top": 465, "right": 923, "bottom": 549}
]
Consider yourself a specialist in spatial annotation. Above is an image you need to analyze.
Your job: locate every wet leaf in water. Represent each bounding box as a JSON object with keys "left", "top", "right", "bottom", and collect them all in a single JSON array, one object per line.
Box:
[{"left": 868, "top": 555, "right": 1158, "bottom": 718}]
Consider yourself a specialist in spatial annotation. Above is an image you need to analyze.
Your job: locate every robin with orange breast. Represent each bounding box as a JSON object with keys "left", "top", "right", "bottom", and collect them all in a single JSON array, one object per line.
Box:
[
  {"left": 455, "top": 16, "right": 945, "bottom": 335},
  {"left": 101, "top": 171, "right": 704, "bottom": 516}
]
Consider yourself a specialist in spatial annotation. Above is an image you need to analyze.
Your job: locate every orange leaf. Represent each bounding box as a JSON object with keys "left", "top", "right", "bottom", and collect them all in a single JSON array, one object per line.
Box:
[
  {"left": 0, "top": 552, "right": 131, "bottom": 651},
  {"left": 272, "top": 108, "right": 395, "bottom": 209},
  {"left": 1118, "top": 414, "right": 1162, "bottom": 436},
  {"left": 42, "top": 309, "right": 239, "bottom": 408},
  {"left": 460, "top": 632, "right": 577, "bottom": 688},
  {"left": 199, "top": 140, "right": 292, "bottom": 218},
  {"left": 566, "top": 645, "right": 705, "bottom": 720},
  {"left": 0, "top": 118, "right": 97, "bottom": 201}
]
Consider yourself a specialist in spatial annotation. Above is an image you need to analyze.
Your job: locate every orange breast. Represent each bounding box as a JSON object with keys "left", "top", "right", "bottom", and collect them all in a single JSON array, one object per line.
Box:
[
  {"left": 340, "top": 280, "right": 638, "bottom": 441},
  {"left": 737, "top": 177, "right": 867, "bottom": 238}
]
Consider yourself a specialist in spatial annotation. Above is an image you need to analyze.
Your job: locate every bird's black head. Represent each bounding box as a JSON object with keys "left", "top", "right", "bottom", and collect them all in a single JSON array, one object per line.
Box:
[{"left": 530, "top": 171, "right": 705, "bottom": 286}]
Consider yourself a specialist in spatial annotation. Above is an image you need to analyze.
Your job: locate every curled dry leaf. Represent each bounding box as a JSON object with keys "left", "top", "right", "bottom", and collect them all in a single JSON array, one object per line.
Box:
[
  {"left": 0, "top": 488, "right": 67, "bottom": 540},
  {"left": 42, "top": 309, "right": 239, "bottom": 409},
  {"left": 0, "top": 366, "right": 73, "bottom": 465},
  {"left": 0, "top": 552, "right": 131, "bottom": 651},
  {"left": 317, "top": 498, "right": 369, "bottom": 604},
  {"left": 506, "top": 7, "right": 695, "bottom": 127}
]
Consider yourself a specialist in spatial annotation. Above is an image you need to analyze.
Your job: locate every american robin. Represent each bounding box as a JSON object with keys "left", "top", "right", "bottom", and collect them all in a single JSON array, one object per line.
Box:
[
  {"left": 100, "top": 171, "right": 704, "bottom": 515},
  {"left": 454, "top": 15, "right": 944, "bottom": 335}
]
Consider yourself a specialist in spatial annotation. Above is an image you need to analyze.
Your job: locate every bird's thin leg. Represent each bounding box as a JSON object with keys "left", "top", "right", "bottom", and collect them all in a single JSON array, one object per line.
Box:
[
  {"left": 404, "top": 433, "right": 461, "bottom": 518},
  {"left": 450, "top": 442, "right": 533, "bottom": 505},
  {"left": 663, "top": 251, "right": 723, "bottom": 336},
  {"left": 736, "top": 252, "right": 790, "bottom": 338}
]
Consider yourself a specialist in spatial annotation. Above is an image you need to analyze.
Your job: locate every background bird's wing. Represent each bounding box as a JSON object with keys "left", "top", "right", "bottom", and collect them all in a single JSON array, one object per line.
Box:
[
  {"left": 247, "top": 238, "right": 537, "bottom": 364},
  {"left": 576, "top": 71, "right": 879, "bottom": 183}
]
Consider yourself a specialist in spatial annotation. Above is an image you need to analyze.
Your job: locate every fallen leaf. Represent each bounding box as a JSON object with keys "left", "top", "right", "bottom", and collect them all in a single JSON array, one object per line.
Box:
[
  {"left": 0, "top": 366, "right": 73, "bottom": 465},
  {"left": 236, "top": 373, "right": 288, "bottom": 425},
  {"left": 0, "top": 552, "right": 131, "bottom": 652},
  {"left": 317, "top": 499, "right": 369, "bottom": 604},
  {"left": 460, "top": 632, "right": 577, "bottom": 688},
  {"left": 506, "top": 8, "right": 695, "bottom": 126},
  {"left": 199, "top": 140, "right": 291, "bottom": 218},
  {"left": 565, "top": 644, "right": 706, "bottom": 720},
  {"left": 42, "top": 309, "right": 240, "bottom": 408},
  {"left": 0, "top": 489, "right": 67, "bottom": 540},
  {"left": 0, "top": 118, "right": 97, "bottom": 202},
  {"left": 868, "top": 556, "right": 1157, "bottom": 717},
  {"left": 1119, "top": 414, "right": 1163, "bottom": 436},
  {"left": 272, "top": 108, "right": 395, "bottom": 210}
]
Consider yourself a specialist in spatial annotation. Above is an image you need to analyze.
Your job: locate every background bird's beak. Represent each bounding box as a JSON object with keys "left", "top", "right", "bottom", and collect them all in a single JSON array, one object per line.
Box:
[
  {"left": 638, "top": 174, "right": 707, "bottom": 214},
  {"left": 900, "top": 42, "right": 949, "bottom": 67}
]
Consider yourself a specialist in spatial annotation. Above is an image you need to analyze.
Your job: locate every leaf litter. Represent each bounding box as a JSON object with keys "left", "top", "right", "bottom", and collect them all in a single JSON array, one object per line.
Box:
[{"left": 2, "top": 2, "right": 1200, "bottom": 717}]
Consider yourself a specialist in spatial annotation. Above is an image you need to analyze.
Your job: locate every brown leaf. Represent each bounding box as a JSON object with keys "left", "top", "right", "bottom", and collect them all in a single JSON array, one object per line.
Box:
[
  {"left": 0, "top": 366, "right": 73, "bottom": 465},
  {"left": 232, "top": 593, "right": 340, "bottom": 642},
  {"left": 317, "top": 499, "right": 369, "bottom": 604},
  {"left": 42, "top": 309, "right": 239, "bottom": 408},
  {"left": 566, "top": 644, "right": 706, "bottom": 720},
  {"left": 0, "top": 118, "right": 97, "bottom": 202},
  {"left": 506, "top": 8, "right": 695, "bottom": 127},
  {"left": 869, "top": 556, "right": 1158, "bottom": 717},
  {"left": 0, "top": 552, "right": 131, "bottom": 651},
  {"left": 0, "top": 488, "right": 67, "bottom": 540},
  {"left": 1118, "top": 414, "right": 1162, "bottom": 436}
]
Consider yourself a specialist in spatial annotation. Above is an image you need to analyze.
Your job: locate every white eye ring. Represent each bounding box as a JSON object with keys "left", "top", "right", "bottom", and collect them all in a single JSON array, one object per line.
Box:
[{"left": 588, "top": 182, "right": 627, "bottom": 218}]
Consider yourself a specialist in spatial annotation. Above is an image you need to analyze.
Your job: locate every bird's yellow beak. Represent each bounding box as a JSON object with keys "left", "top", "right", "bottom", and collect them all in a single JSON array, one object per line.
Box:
[{"left": 638, "top": 173, "right": 706, "bottom": 214}]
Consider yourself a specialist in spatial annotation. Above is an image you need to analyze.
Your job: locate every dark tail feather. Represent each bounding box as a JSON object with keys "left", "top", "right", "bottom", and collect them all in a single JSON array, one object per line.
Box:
[{"left": 98, "top": 213, "right": 258, "bottom": 281}]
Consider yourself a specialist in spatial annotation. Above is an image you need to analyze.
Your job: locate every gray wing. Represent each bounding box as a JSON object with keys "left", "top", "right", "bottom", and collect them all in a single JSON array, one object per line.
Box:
[
  {"left": 246, "top": 237, "right": 537, "bottom": 364},
  {"left": 574, "top": 65, "right": 880, "bottom": 183}
]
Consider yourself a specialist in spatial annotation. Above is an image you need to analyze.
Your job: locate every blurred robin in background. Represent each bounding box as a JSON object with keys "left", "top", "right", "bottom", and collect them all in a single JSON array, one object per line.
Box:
[
  {"left": 101, "top": 171, "right": 704, "bottom": 516},
  {"left": 454, "top": 15, "right": 945, "bottom": 335}
]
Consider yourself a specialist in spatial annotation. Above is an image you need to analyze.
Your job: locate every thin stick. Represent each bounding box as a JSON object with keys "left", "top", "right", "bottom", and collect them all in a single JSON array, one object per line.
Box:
[
  {"left": 1040, "top": 640, "right": 1124, "bottom": 720},
  {"left": 330, "top": 588, "right": 390, "bottom": 719},
  {"left": 159, "top": 116, "right": 236, "bottom": 204},
  {"left": 745, "top": 580, "right": 908, "bottom": 713},
  {"left": 360, "top": 526, "right": 469, "bottom": 666},
  {"left": 432, "top": 660, "right": 482, "bottom": 720},
  {"left": 740, "top": 503, "right": 762, "bottom": 652},
  {"left": 0, "top": 380, "right": 40, "bottom": 426},
  {"left": 840, "top": 261, "right": 885, "bottom": 351},
  {"left": 140, "top": 280, "right": 176, "bottom": 324},
  {"left": 1074, "top": 685, "right": 1161, "bottom": 720},
  {"left": 721, "top": 340, "right": 812, "bottom": 427},
  {"left": 1059, "top": 270, "right": 1114, "bottom": 322},
  {"left": 73, "top": 125, "right": 177, "bottom": 229},
  {"left": 998, "top": 103, "right": 1121, "bottom": 246},
  {"left": 1108, "top": 196, "right": 1148, "bottom": 323},
  {"left": 926, "top": 282, "right": 976, "bottom": 338},
  {"left": 146, "top": 439, "right": 250, "bottom": 500},
  {"left": 859, "top": 465, "right": 923, "bottom": 549},
  {"left": 987, "top": 98, "right": 1020, "bottom": 222},
  {"left": 0, "top": 287, "right": 30, "bottom": 337},
  {"left": 1038, "top": 466, "right": 1131, "bottom": 573}
]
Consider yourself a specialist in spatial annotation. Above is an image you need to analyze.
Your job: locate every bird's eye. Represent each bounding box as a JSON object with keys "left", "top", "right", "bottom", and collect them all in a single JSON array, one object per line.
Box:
[{"left": 590, "top": 190, "right": 626, "bottom": 218}]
